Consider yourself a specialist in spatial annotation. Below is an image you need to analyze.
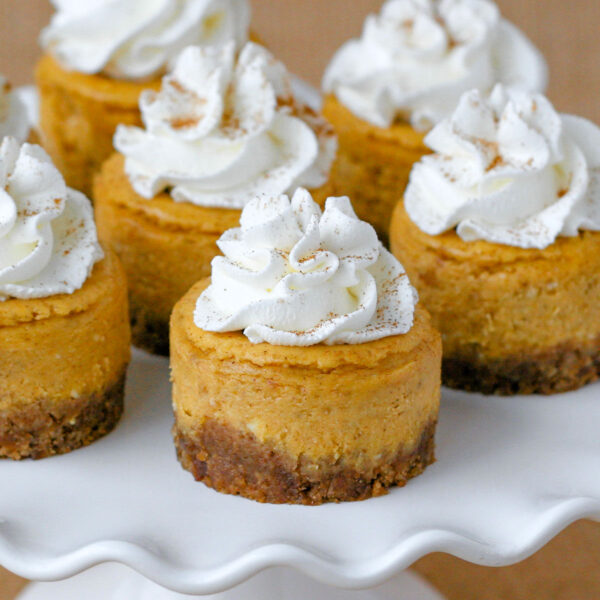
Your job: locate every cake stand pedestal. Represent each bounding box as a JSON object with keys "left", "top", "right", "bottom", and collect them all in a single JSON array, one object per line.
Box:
[
  {"left": 3, "top": 349, "right": 599, "bottom": 599},
  {"left": 17, "top": 564, "right": 444, "bottom": 600}
]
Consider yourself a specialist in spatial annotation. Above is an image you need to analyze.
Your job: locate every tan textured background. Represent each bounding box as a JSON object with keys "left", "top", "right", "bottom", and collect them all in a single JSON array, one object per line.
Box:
[{"left": 1, "top": 1, "right": 599, "bottom": 599}]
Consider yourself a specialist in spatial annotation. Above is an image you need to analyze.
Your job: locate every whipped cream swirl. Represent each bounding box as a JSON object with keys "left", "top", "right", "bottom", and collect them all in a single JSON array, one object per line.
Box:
[
  {"left": 41, "top": 0, "right": 250, "bottom": 80},
  {"left": 0, "top": 138, "right": 103, "bottom": 301},
  {"left": 323, "top": 0, "right": 547, "bottom": 130},
  {"left": 115, "top": 43, "right": 336, "bottom": 209},
  {"left": 405, "top": 86, "right": 600, "bottom": 249},
  {"left": 0, "top": 76, "right": 30, "bottom": 143},
  {"left": 195, "top": 189, "right": 418, "bottom": 346}
]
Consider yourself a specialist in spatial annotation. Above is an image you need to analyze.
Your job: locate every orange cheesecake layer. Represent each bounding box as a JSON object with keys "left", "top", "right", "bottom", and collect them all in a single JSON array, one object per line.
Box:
[
  {"left": 94, "top": 153, "right": 333, "bottom": 355},
  {"left": 390, "top": 201, "right": 600, "bottom": 394},
  {"left": 170, "top": 279, "right": 441, "bottom": 504},
  {"left": 35, "top": 54, "right": 161, "bottom": 197},
  {"left": 322, "top": 94, "right": 429, "bottom": 242},
  {"left": 0, "top": 250, "right": 131, "bottom": 459}
]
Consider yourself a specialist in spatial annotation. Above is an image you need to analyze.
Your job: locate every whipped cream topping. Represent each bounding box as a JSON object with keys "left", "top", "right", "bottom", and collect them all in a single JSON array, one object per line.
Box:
[
  {"left": 115, "top": 43, "right": 336, "bottom": 209},
  {"left": 323, "top": 0, "right": 548, "bottom": 130},
  {"left": 0, "top": 76, "right": 30, "bottom": 143},
  {"left": 404, "top": 86, "right": 600, "bottom": 249},
  {"left": 0, "top": 138, "right": 103, "bottom": 301},
  {"left": 195, "top": 188, "right": 418, "bottom": 346},
  {"left": 41, "top": 0, "right": 251, "bottom": 80}
]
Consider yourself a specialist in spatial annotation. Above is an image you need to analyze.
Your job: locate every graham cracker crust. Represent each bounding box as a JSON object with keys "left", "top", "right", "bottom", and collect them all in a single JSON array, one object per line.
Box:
[
  {"left": 130, "top": 302, "right": 170, "bottom": 356},
  {"left": 174, "top": 419, "right": 436, "bottom": 505},
  {"left": 0, "top": 372, "right": 126, "bottom": 460},
  {"left": 443, "top": 337, "right": 600, "bottom": 395}
]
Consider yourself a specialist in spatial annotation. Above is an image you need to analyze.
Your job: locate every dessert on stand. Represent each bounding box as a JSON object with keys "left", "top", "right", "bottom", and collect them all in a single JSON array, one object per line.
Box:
[
  {"left": 170, "top": 189, "right": 440, "bottom": 504},
  {"left": 2, "top": 3, "right": 599, "bottom": 599}
]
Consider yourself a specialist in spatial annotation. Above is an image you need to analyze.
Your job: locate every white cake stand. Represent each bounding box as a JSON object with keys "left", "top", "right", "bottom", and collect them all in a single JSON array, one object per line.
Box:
[
  {"left": 1, "top": 348, "right": 599, "bottom": 599},
  {"left": 6, "top": 82, "right": 600, "bottom": 598}
]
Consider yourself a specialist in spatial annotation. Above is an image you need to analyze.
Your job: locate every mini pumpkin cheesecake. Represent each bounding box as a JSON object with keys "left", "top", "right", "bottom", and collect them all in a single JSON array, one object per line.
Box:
[
  {"left": 170, "top": 189, "right": 441, "bottom": 505},
  {"left": 95, "top": 43, "right": 336, "bottom": 355},
  {"left": 36, "top": 0, "right": 251, "bottom": 197},
  {"left": 391, "top": 86, "right": 600, "bottom": 395},
  {"left": 0, "top": 138, "right": 130, "bottom": 460},
  {"left": 322, "top": 0, "right": 547, "bottom": 241}
]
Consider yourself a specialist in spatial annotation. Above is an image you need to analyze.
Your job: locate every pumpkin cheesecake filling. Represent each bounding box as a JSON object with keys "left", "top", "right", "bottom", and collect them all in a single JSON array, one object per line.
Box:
[{"left": 170, "top": 189, "right": 441, "bottom": 504}]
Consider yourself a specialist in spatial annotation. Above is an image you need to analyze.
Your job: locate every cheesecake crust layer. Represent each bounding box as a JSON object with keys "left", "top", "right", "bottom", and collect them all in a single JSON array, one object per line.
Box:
[
  {"left": 322, "top": 94, "right": 429, "bottom": 241},
  {"left": 0, "top": 372, "right": 126, "bottom": 460},
  {"left": 443, "top": 336, "right": 600, "bottom": 396},
  {"left": 174, "top": 418, "right": 436, "bottom": 505}
]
